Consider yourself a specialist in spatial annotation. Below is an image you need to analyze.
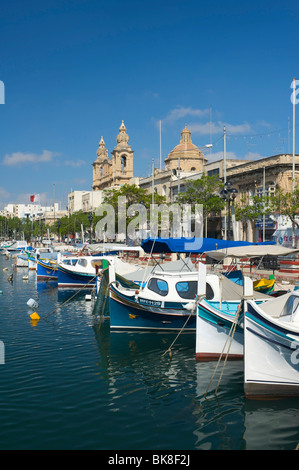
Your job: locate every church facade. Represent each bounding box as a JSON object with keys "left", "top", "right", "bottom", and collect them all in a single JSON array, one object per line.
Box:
[{"left": 92, "top": 121, "right": 134, "bottom": 191}]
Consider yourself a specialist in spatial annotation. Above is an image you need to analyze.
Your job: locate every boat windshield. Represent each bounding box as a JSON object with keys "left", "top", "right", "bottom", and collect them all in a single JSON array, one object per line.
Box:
[
  {"left": 175, "top": 281, "right": 214, "bottom": 300},
  {"left": 281, "top": 295, "right": 299, "bottom": 317},
  {"left": 176, "top": 281, "right": 197, "bottom": 299},
  {"left": 147, "top": 278, "right": 169, "bottom": 297},
  {"left": 77, "top": 258, "right": 87, "bottom": 267}
]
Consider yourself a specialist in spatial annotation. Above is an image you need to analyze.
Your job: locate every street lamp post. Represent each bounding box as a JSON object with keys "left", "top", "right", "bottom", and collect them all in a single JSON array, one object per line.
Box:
[
  {"left": 57, "top": 219, "right": 61, "bottom": 242},
  {"left": 88, "top": 212, "right": 93, "bottom": 242},
  {"left": 220, "top": 181, "right": 238, "bottom": 240}
]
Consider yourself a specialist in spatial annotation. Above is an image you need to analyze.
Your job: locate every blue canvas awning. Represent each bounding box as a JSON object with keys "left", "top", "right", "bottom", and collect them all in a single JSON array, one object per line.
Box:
[{"left": 141, "top": 237, "right": 274, "bottom": 254}]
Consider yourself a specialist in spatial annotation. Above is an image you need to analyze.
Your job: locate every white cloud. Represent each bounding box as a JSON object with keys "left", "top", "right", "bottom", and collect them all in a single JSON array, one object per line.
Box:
[
  {"left": 189, "top": 122, "right": 220, "bottom": 135},
  {"left": 0, "top": 187, "right": 11, "bottom": 207},
  {"left": 162, "top": 106, "right": 210, "bottom": 125},
  {"left": 3, "top": 150, "right": 59, "bottom": 166},
  {"left": 205, "top": 151, "right": 238, "bottom": 163},
  {"left": 223, "top": 122, "right": 253, "bottom": 135},
  {"left": 189, "top": 121, "right": 253, "bottom": 136},
  {"left": 64, "top": 159, "right": 86, "bottom": 167}
]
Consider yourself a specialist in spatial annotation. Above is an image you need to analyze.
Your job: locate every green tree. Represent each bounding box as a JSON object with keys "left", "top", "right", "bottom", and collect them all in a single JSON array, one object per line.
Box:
[
  {"left": 53, "top": 211, "right": 91, "bottom": 240},
  {"left": 100, "top": 184, "right": 166, "bottom": 237},
  {"left": 177, "top": 174, "right": 225, "bottom": 235},
  {"left": 269, "top": 187, "right": 299, "bottom": 230},
  {"left": 234, "top": 194, "right": 272, "bottom": 241}
]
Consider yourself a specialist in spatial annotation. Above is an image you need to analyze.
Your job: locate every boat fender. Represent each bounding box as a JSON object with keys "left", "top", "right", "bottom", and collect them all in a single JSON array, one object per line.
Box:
[
  {"left": 30, "top": 312, "right": 40, "bottom": 321},
  {"left": 27, "top": 298, "right": 39, "bottom": 309},
  {"left": 184, "top": 302, "right": 194, "bottom": 311}
]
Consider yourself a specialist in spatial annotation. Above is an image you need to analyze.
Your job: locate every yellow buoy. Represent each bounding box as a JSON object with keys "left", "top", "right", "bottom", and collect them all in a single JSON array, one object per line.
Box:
[{"left": 30, "top": 312, "right": 40, "bottom": 320}]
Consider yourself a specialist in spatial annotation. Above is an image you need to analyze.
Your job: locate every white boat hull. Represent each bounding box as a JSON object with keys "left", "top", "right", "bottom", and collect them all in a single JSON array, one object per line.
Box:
[
  {"left": 244, "top": 299, "right": 299, "bottom": 398},
  {"left": 196, "top": 300, "right": 243, "bottom": 361}
]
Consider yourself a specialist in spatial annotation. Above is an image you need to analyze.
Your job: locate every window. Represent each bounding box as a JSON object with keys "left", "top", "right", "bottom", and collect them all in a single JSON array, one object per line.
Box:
[
  {"left": 207, "top": 168, "right": 220, "bottom": 178},
  {"left": 147, "top": 278, "right": 169, "bottom": 296},
  {"left": 206, "top": 283, "right": 214, "bottom": 300},
  {"left": 256, "top": 182, "right": 276, "bottom": 198},
  {"left": 176, "top": 281, "right": 197, "bottom": 299},
  {"left": 121, "top": 155, "right": 127, "bottom": 172},
  {"left": 175, "top": 281, "right": 214, "bottom": 300},
  {"left": 91, "top": 260, "right": 103, "bottom": 269},
  {"left": 91, "top": 259, "right": 110, "bottom": 269},
  {"left": 78, "top": 258, "right": 87, "bottom": 267}
]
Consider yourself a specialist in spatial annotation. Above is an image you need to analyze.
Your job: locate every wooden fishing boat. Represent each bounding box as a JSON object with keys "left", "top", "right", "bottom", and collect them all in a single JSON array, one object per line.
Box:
[
  {"left": 244, "top": 291, "right": 299, "bottom": 398},
  {"left": 253, "top": 277, "right": 275, "bottom": 294},
  {"left": 196, "top": 265, "right": 269, "bottom": 361}
]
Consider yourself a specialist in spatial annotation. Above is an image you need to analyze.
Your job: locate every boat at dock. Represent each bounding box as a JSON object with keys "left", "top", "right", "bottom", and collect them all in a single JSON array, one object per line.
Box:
[
  {"left": 244, "top": 291, "right": 299, "bottom": 398},
  {"left": 195, "top": 244, "right": 299, "bottom": 362},
  {"left": 57, "top": 253, "right": 140, "bottom": 288},
  {"left": 4, "top": 240, "right": 28, "bottom": 253},
  {"left": 109, "top": 269, "right": 200, "bottom": 331},
  {"left": 108, "top": 259, "right": 253, "bottom": 331},
  {"left": 195, "top": 263, "right": 269, "bottom": 361}
]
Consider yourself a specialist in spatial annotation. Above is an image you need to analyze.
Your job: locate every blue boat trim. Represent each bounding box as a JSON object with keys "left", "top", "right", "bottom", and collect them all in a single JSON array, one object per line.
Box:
[
  {"left": 198, "top": 301, "right": 243, "bottom": 333},
  {"left": 57, "top": 264, "right": 97, "bottom": 287},
  {"left": 109, "top": 283, "right": 196, "bottom": 330},
  {"left": 246, "top": 303, "right": 299, "bottom": 341},
  {"left": 245, "top": 326, "right": 296, "bottom": 352}
]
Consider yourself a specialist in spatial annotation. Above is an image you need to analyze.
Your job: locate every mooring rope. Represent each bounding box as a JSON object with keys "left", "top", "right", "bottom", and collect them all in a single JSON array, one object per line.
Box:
[
  {"left": 204, "top": 301, "right": 243, "bottom": 398},
  {"left": 160, "top": 296, "right": 202, "bottom": 359}
]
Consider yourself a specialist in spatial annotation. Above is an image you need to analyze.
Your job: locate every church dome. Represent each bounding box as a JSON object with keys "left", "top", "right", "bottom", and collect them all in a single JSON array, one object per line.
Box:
[
  {"left": 164, "top": 125, "right": 205, "bottom": 172},
  {"left": 168, "top": 125, "right": 203, "bottom": 156}
]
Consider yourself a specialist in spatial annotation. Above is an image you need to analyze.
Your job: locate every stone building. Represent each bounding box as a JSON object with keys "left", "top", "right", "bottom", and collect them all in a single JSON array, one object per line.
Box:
[
  {"left": 137, "top": 125, "right": 211, "bottom": 201},
  {"left": 225, "top": 153, "right": 299, "bottom": 242},
  {"left": 92, "top": 121, "right": 134, "bottom": 191},
  {"left": 164, "top": 125, "right": 206, "bottom": 172}
]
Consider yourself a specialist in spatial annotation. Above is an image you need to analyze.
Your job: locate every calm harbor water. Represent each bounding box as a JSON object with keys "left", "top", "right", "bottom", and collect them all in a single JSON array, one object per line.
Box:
[{"left": 0, "top": 254, "right": 298, "bottom": 451}]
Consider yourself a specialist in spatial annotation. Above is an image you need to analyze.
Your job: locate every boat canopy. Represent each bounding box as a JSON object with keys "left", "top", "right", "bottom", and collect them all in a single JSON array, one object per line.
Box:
[
  {"left": 141, "top": 237, "right": 274, "bottom": 254},
  {"left": 205, "top": 244, "right": 299, "bottom": 261}
]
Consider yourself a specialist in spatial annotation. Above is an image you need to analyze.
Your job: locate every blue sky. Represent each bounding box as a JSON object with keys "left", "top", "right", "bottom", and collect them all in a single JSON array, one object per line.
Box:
[{"left": 0, "top": 0, "right": 298, "bottom": 209}]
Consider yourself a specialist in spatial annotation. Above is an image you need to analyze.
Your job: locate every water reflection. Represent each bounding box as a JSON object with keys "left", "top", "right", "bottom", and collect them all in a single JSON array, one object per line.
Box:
[{"left": 2, "top": 254, "right": 299, "bottom": 450}]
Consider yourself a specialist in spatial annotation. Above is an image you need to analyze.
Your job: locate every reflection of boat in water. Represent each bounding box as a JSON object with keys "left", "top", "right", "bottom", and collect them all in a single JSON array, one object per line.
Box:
[
  {"left": 109, "top": 329, "right": 194, "bottom": 362},
  {"left": 243, "top": 400, "right": 299, "bottom": 449}
]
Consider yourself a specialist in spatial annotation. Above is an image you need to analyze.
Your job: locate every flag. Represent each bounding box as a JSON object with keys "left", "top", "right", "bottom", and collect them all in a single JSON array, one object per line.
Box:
[{"left": 30, "top": 194, "right": 39, "bottom": 203}]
